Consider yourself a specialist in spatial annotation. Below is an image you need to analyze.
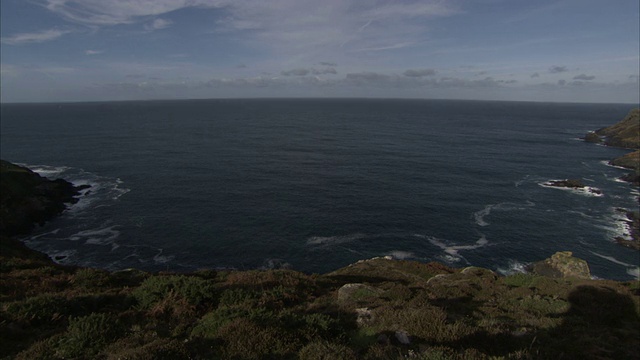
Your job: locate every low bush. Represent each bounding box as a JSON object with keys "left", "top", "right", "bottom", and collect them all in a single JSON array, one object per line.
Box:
[
  {"left": 133, "top": 275, "right": 218, "bottom": 309},
  {"left": 54, "top": 312, "right": 123, "bottom": 358}
]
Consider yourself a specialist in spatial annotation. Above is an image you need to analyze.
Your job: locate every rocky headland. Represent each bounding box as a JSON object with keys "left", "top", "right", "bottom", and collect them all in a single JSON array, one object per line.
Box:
[
  {"left": 0, "top": 160, "right": 89, "bottom": 237},
  {"left": 584, "top": 108, "right": 640, "bottom": 185},
  {"left": 584, "top": 109, "right": 640, "bottom": 250},
  {"left": 0, "top": 160, "right": 639, "bottom": 359}
]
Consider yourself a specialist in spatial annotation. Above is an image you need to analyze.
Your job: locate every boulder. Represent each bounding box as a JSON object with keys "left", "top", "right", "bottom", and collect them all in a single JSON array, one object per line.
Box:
[{"left": 529, "top": 251, "right": 591, "bottom": 279}]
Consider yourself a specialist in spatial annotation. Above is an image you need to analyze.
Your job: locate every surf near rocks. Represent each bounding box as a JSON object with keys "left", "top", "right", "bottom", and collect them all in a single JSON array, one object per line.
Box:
[{"left": 0, "top": 160, "right": 90, "bottom": 236}]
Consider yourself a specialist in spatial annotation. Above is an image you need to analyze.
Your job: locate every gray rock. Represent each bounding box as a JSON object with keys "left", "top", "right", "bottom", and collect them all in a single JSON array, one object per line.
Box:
[{"left": 530, "top": 251, "right": 591, "bottom": 279}]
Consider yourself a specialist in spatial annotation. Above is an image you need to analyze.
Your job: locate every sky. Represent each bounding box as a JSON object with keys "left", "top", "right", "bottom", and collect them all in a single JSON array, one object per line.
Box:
[{"left": 1, "top": 0, "right": 639, "bottom": 103}]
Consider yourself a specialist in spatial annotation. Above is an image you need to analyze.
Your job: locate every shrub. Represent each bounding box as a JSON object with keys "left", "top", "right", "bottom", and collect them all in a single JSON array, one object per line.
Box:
[
  {"left": 133, "top": 275, "right": 217, "bottom": 309},
  {"left": 73, "top": 268, "right": 112, "bottom": 289},
  {"left": 217, "top": 318, "right": 300, "bottom": 359},
  {"left": 502, "top": 273, "right": 537, "bottom": 288},
  {"left": 5, "top": 294, "right": 71, "bottom": 324},
  {"left": 55, "top": 312, "right": 123, "bottom": 358},
  {"left": 298, "top": 340, "right": 357, "bottom": 360}
]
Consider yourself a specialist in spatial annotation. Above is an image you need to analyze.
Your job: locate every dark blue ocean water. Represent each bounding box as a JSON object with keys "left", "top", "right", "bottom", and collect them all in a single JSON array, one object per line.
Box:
[{"left": 1, "top": 99, "right": 638, "bottom": 279}]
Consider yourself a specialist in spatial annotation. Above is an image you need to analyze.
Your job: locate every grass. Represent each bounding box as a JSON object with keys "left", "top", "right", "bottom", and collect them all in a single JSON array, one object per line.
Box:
[{"left": 1, "top": 244, "right": 639, "bottom": 359}]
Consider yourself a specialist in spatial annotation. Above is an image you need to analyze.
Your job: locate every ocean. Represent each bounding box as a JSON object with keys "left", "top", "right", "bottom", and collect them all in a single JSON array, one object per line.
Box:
[{"left": 1, "top": 99, "right": 638, "bottom": 280}]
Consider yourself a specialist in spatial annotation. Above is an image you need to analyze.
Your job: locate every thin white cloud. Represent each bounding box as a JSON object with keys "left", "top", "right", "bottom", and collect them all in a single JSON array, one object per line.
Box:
[
  {"left": 85, "top": 49, "right": 103, "bottom": 55},
  {"left": 43, "top": 0, "right": 227, "bottom": 26},
  {"left": 1, "top": 29, "right": 71, "bottom": 45},
  {"left": 41, "top": 0, "right": 456, "bottom": 60},
  {"left": 145, "top": 18, "right": 173, "bottom": 31}
]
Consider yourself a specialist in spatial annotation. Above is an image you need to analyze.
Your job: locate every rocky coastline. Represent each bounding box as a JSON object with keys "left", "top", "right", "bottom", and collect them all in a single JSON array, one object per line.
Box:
[
  {"left": 0, "top": 159, "right": 89, "bottom": 237},
  {"left": 583, "top": 108, "right": 640, "bottom": 250},
  {"left": 0, "top": 160, "right": 639, "bottom": 359}
]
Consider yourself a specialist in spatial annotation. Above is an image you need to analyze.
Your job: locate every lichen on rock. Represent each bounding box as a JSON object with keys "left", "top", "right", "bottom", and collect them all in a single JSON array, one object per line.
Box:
[{"left": 529, "top": 251, "right": 591, "bottom": 279}]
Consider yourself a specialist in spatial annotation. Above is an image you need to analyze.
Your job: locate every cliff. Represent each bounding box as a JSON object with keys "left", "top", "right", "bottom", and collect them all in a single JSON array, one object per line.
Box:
[
  {"left": 585, "top": 108, "right": 640, "bottom": 185},
  {"left": 0, "top": 160, "right": 89, "bottom": 236},
  {"left": 1, "top": 161, "right": 639, "bottom": 359},
  {"left": 591, "top": 108, "right": 640, "bottom": 149}
]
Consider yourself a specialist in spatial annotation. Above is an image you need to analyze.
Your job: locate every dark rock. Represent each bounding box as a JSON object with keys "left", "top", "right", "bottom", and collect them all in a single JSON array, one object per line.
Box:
[
  {"left": 545, "top": 179, "right": 585, "bottom": 188},
  {"left": 0, "top": 160, "right": 89, "bottom": 237}
]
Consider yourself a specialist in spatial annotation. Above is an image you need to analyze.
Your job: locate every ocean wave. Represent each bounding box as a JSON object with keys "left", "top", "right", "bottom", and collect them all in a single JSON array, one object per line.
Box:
[
  {"left": 23, "top": 163, "right": 131, "bottom": 215},
  {"left": 153, "top": 249, "right": 175, "bottom": 264},
  {"left": 426, "top": 235, "right": 489, "bottom": 262},
  {"left": 591, "top": 252, "right": 639, "bottom": 279},
  {"left": 496, "top": 260, "right": 530, "bottom": 276},
  {"left": 69, "top": 225, "right": 121, "bottom": 251},
  {"left": 387, "top": 250, "right": 414, "bottom": 260},
  {"left": 307, "top": 233, "right": 367, "bottom": 245},
  {"left": 473, "top": 201, "right": 535, "bottom": 227}
]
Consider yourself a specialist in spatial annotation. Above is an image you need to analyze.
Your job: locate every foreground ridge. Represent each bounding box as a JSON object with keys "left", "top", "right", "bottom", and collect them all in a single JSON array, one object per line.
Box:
[{"left": 1, "top": 161, "right": 639, "bottom": 359}]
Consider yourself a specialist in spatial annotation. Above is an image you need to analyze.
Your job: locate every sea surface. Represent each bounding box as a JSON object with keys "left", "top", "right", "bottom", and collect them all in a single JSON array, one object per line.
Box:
[{"left": 1, "top": 99, "right": 638, "bottom": 280}]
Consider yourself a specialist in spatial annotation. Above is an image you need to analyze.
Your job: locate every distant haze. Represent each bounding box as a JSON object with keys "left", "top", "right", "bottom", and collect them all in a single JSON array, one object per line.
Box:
[{"left": 1, "top": 0, "right": 638, "bottom": 103}]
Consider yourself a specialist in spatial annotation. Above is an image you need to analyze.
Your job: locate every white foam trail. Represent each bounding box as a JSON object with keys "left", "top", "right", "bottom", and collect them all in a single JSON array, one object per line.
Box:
[
  {"left": 307, "top": 233, "right": 366, "bottom": 245},
  {"left": 153, "top": 249, "right": 175, "bottom": 264},
  {"left": 473, "top": 201, "right": 535, "bottom": 227},
  {"left": 591, "top": 252, "right": 640, "bottom": 279},
  {"left": 25, "top": 164, "right": 71, "bottom": 177},
  {"left": 388, "top": 250, "right": 414, "bottom": 260},
  {"left": 591, "top": 252, "right": 637, "bottom": 268},
  {"left": 474, "top": 207, "right": 491, "bottom": 226},
  {"left": 427, "top": 235, "right": 489, "bottom": 260},
  {"left": 496, "top": 260, "right": 530, "bottom": 276},
  {"left": 599, "top": 160, "right": 629, "bottom": 170},
  {"left": 28, "top": 228, "right": 61, "bottom": 240}
]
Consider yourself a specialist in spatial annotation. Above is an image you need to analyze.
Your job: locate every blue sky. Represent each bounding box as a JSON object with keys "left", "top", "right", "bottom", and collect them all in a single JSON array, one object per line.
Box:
[{"left": 1, "top": 0, "right": 638, "bottom": 103}]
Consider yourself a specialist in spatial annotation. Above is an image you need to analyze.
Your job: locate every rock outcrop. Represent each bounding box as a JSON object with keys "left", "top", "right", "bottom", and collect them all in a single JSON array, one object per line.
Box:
[
  {"left": 0, "top": 160, "right": 89, "bottom": 236},
  {"left": 529, "top": 251, "right": 591, "bottom": 279},
  {"left": 592, "top": 108, "right": 639, "bottom": 149},
  {"left": 584, "top": 109, "right": 640, "bottom": 250}
]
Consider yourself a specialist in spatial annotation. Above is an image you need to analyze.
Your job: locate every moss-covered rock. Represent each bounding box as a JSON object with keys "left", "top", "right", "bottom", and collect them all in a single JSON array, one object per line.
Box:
[{"left": 530, "top": 251, "right": 591, "bottom": 279}]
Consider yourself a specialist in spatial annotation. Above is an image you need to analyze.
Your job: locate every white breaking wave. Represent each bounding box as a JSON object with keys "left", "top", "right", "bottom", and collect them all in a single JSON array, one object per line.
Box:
[
  {"left": 426, "top": 235, "right": 489, "bottom": 261},
  {"left": 387, "top": 250, "right": 414, "bottom": 260},
  {"left": 24, "top": 163, "right": 130, "bottom": 215},
  {"left": 496, "top": 260, "right": 530, "bottom": 276},
  {"left": 70, "top": 225, "right": 121, "bottom": 251}
]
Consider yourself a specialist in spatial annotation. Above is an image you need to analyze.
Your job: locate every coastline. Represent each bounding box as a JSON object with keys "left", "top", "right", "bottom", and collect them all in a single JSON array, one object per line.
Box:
[
  {"left": 583, "top": 108, "right": 640, "bottom": 249},
  {"left": 1, "top": 160, "right": 639, "bottom": 359}
]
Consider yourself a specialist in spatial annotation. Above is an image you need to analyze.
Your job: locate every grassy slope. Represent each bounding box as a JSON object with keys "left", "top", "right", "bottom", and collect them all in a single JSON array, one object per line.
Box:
[
  {"left": 1, "top": 243, "right": 639, "bottom": 359},
  {"left": 596, "top": 108, "right": 640, "bottom": 149}
]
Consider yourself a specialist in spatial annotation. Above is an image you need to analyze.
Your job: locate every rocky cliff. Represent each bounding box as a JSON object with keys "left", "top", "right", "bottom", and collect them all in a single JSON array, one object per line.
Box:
[{"left": 0, "top": 160, "right": 89, "bottom": 236}]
